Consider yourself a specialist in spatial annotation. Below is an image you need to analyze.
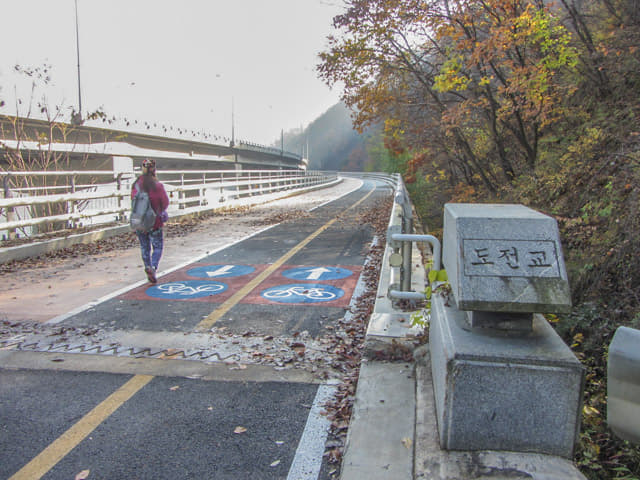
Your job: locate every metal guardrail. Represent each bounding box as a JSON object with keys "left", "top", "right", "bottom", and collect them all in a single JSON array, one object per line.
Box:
[
  {"left": 386, "top": 174, "right": 441, "bottom": 302},
  {"left": 1, "top": 169, "right": 336, "bottom": 238},
  {"left": 340, "top": 171, "right": 398, "bottom": 188}
]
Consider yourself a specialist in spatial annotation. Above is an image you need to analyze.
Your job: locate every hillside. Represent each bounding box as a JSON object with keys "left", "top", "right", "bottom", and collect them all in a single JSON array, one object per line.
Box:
[
  {"left": 273, "top": 103, "right": 370, "bottom": 171},
  {"left": 317, "top": 0, "right": 640, "bottom": 478}
]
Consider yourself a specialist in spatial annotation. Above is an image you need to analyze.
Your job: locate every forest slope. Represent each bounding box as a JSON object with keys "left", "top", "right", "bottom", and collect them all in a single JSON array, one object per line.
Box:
[{"left": 317, "top": 0, "right": 640, "bottom": 478}]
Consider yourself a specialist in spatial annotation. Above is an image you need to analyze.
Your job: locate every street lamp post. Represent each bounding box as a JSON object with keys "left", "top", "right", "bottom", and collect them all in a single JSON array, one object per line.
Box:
[
  {"left": 230, "top": 97, "right": 239, "bottom": 164},
  {"left": 72, "top": 0, "right": 83, "bottom": 125}
]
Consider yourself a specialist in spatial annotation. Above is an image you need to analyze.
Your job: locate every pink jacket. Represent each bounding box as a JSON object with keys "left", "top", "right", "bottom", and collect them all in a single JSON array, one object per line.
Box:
[{"left": 131, "top": 177, "right": 169, "bottom": 230}]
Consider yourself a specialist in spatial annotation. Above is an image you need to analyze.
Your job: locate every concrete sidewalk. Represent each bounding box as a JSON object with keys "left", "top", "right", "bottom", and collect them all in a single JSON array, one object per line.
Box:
[{"left": 340, "top": 237, "right": 587, "bottom": 479}]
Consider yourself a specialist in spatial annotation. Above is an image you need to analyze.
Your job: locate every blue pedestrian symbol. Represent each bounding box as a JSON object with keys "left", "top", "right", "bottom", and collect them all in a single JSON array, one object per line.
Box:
[
  {"left": 187, "top": 264, "right": 255, "bottom": 279},
  {"left": 261, "top": 283, "right": 344, "bottom": 304},
  {"left": 282, "top": 266, "right": 352, "bottom": 281},
  {"left": 146, "top": 280, "right": 228, "bottom": 299}
]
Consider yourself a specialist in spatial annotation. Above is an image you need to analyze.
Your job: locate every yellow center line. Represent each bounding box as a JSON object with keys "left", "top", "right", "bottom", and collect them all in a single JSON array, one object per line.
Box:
[
  {"left": 10, "top": 374, "right": 153, "bottom": 480},
  {"left": 8, "top": 187, "right": 377, "bottom": 479},
  {"left": 194, "top": 187, "right": 376, "bottom": 332}
]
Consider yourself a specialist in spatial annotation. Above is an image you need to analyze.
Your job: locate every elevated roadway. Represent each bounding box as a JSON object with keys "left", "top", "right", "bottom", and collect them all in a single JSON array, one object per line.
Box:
[{"left": 0, "top": 115, "right": 305, "bottom": 170}]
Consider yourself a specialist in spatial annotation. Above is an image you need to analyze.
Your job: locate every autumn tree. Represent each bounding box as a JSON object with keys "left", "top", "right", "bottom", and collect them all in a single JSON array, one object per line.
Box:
[
  {"left": 321, "top": 2, "right": 640, "bottom": 477},
  {"left": 318, "top": 0, "right": 578, "bottom": 194},
  {"left": 0, "top": 64, "right": 107, "bottom": 235}
]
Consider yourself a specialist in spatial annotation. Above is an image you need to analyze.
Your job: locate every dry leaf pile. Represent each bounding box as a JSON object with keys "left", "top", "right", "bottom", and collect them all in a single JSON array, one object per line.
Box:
[{"left": 320, "top": 197, "right": 392, "bottom": 474}]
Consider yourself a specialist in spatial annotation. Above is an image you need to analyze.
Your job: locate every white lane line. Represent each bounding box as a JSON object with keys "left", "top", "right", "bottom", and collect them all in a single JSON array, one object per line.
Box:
[
  {"left": 308, "top": 177, "right": 363, "bottom": 212},
  {"left": 287, "top": 384, "right": 336, "bottom": 480},
  {"left": 285, "top": 235, "right": 378, "bottom": 479}
]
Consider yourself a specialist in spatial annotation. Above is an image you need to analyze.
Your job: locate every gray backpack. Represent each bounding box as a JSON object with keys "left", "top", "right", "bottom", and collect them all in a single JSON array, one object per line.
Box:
[{"left": 130, "top": 189, "right": 157, "bottom": 232}]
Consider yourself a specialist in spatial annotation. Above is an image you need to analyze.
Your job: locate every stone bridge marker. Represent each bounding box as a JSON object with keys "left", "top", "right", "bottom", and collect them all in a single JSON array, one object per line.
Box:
[{"left": 430, "top": 203, "right": 585, "bottom": 458}]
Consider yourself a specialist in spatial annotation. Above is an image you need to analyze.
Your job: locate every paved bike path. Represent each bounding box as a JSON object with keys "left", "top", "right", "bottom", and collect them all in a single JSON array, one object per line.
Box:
[
  {"left": 60, "top": 183, "right": 382, "bottom": 336},
  {"left": 1, "top": 368, "right": 320, "bottom": 480},
  {"left": 1, "top": 179, "right": 392, "bottom": 480}
]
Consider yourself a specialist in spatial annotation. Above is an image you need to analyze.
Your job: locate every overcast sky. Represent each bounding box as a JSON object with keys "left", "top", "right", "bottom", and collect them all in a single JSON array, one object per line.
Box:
[{"left": 0, "top": 0, "right": 345, "bottom": 146}]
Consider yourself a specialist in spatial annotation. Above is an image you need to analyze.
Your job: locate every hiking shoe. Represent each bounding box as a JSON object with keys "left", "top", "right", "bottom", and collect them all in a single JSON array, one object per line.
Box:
[{"left": 145, "top": 266, "right": 157, "bottom": 283}]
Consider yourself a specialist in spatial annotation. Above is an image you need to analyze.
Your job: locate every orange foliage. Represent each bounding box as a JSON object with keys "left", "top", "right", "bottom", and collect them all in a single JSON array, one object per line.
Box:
[{"left": 449, "top": 183, "right": 478, "bottom": 203}]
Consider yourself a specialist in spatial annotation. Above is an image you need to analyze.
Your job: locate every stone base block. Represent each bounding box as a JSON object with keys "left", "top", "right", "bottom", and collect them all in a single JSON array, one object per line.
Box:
[
  {"left": 467, "top": 310, "right": 533, "bottom": 333},
  {"left": 429, "top": 294, "right": 585, "bottom": 458}
]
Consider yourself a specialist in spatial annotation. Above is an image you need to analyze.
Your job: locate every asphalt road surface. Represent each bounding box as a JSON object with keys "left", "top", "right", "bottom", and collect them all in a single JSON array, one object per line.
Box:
[{"left": 0, "top": 177, "right": 393, "bottom": 480}]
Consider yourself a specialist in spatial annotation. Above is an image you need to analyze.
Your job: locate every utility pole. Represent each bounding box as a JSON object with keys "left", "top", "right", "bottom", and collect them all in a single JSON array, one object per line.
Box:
[{"left": 72, "top": 0, "right": 83, "bottom": 125}]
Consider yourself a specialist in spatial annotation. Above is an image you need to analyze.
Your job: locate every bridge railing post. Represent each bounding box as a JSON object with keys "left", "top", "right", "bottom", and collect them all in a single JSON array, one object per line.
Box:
[
  {"left": 201, "top": 173, "right": 207, "bottom": 207},
  {"left": 116, "top": 173, "right": 124, "bottom": 222},
  {"left": 2, "top": 175, "right": 17, "bottom": 239},
  {"left": 66, "top": 175, "right": 78, "bottom": 230},
  {"left": 179, "top": 173, "right": 185, "bottom": 210}
]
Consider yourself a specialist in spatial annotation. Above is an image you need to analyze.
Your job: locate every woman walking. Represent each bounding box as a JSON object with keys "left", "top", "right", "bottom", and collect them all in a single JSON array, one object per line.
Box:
[{"left": 131, "top": 158, "right": 169, "bottom": 283}]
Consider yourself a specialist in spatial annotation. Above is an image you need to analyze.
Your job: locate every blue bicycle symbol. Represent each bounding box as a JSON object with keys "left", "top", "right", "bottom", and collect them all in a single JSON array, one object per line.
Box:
[
  {"left": 261, "top": 283, "right": 344, "bottom": 304},
  {"left": 146, "top": 281, "right": 227, "bottom": 299}
]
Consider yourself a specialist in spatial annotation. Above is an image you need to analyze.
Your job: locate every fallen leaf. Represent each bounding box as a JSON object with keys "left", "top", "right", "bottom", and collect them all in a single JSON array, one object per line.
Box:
[
  {"left": 583, "top": 405, "right": 600, "bottom": 416},
  {"left": 75, "top": 470, "right": 90, "bottom": 480},
  {"left": 234, "top": 426, "right": 247, "bottom": 434},
  {"left": 402, "top": 437, "right": 412, "bottom": 449},
  {"left": 270, "top": 460, "right": 281, "bottom": 467},
  {"left": 325, "top": 439, "right": 342, "bottom": 448},
  {"left": 169, "top": 385, "right": 180, "bottom": 391}
]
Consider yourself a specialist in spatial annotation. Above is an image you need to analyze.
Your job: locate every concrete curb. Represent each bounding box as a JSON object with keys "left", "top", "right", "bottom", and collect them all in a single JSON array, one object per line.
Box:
[
  {"left": 363, "top": 237, "right": 425, "bottom": 358},
  {"left": 341, "top": 231, "right": 425, "bottom": 480},
  {"left": 340, "top": 360, "right": 415, "bottom": 479},
  {"left": 0, "top": 225, "right": 131, "bottom": 264}
]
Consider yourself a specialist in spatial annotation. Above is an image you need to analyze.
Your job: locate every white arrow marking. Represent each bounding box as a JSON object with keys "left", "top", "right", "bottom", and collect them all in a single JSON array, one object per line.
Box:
[
  {"left": 206, "top": 265, "right": 234, "bottom": 277},
  {"left": 304, "top": 267, "right": 332, "bottom": 280}
]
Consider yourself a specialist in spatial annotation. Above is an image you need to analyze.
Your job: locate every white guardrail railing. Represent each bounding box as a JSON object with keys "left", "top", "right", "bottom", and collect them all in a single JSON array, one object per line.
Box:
[
  {"left": 0, "top": 169, "right": 337, "bottom": 238},
  {"left": 386, "top": 173, "right": 441, "bottom": 303}
]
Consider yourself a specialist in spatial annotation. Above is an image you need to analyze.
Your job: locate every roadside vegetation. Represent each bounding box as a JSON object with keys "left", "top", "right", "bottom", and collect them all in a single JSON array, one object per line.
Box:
[{"left": 318, "top": 0, "right": 640, "bottom": 478}]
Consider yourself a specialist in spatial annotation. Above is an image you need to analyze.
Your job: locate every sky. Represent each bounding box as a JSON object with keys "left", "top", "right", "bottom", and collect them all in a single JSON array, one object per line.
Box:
[{"left": 0, "top": 0, "right": 345, "bottom": 146}]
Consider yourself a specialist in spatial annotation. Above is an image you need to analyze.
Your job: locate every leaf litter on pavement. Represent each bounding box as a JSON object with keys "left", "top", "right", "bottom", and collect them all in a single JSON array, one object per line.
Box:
[{"left": 320, "top": 196, "right": 395, "bottom": 474}]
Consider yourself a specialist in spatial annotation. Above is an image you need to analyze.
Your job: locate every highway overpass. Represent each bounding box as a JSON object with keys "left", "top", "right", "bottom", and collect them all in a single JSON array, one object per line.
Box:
[{"left": 0, "top": 115, "right": 306, "bottom": 170}]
